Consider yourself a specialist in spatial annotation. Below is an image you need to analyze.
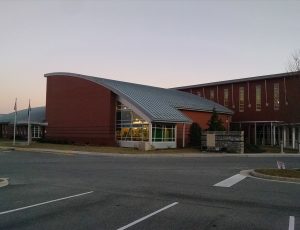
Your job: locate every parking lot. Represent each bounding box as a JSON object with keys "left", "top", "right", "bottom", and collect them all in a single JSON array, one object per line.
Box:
[{"left": 0, "top": 150, "right": 299, "bottom": 230}]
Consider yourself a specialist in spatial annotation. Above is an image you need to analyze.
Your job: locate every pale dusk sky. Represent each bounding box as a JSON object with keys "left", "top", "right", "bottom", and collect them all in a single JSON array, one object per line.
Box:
[{"left": 0, "top": 0, "right": 299, "bottom": 113}]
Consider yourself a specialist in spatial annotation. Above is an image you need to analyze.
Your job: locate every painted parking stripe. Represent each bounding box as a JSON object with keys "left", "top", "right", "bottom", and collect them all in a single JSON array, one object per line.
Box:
[
  {"left": 117, "top": 202, "right": 178, "bottom": 230},
  {"left": 0, "top": 191, "right": 94, "bottom": 215},
  {"left": 214, "top": 174, "right": 247, "bottom": 187},
  {"left": 289, "top": 216, "right": 295, "bottom": 230}
]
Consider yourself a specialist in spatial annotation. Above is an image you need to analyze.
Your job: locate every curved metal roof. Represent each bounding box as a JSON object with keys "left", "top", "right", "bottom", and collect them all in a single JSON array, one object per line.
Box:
[
  {"left": 0, "top": 107, "right": 46, "bottom": 125},
  {"left": 45, "top": 72, "right": 233, "bottom": 123}
]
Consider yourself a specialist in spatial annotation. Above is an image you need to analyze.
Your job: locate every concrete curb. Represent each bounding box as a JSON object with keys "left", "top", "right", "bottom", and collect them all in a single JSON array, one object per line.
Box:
[
  {"left": 0, "top": 147, "right": 15, "bottom": 151},
  {"left": 1, "top": 146, "right": 300, "bottom": 158},
  {"left": 248, "top": 169, "right": 300, "bottom": 183},
  {"left": 0, "top": 178, "right": 9, "bottom": 188}
]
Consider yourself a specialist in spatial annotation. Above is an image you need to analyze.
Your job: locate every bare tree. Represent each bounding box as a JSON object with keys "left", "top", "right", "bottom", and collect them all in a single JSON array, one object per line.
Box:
[{"left": 287, "top": 49, "right": 300, "bottom": 72}]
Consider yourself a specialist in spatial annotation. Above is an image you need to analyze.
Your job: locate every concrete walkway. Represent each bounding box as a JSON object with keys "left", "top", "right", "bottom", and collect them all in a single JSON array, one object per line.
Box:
[{"left": 1, "top": 146, "right": 300, "bottom": 158}]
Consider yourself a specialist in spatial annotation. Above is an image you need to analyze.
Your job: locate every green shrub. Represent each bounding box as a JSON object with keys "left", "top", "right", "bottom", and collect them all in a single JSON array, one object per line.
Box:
[
  {"left": 189, "top": 123, "right": 202, "bottom": 147},
  {"left": 207, "top": 108, "right": 225, "bottom": 131},
  {"left": 244, "top": 143, "right": 266, "bottom": 153}
]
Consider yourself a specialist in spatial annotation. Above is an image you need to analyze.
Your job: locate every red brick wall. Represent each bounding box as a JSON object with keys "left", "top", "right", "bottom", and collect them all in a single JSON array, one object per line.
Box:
[
  {"left": 181, "top": 74, "right": 300, "bottom": 123},
  {"left": 45, "top": 75, "right": 116, "bottom": 145},
  {"left": 176, "top": 110, "right": 231, "bottom": 147}
]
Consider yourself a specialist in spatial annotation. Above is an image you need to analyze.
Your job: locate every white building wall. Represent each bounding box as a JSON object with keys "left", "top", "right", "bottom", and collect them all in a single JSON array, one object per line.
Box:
[{"left": 118, "top": 140, "right": 176, "bottom": 149}]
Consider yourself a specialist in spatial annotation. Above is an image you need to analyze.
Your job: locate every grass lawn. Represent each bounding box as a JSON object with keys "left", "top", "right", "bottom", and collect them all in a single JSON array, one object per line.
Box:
[
  {"left": 255, "top": 169, "right": 300, "bottom": 179},
  {"left": 245, "top": 144, "right": 299, "bottom": 153},
  {"left": 0, "top": 139, "right": 202, "bottom": 154},
  {"left": 264, "top": 146, "right": 300, "bottom": 153}
]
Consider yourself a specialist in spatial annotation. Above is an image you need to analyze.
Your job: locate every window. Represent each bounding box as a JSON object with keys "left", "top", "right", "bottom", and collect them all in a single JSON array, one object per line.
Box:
[
  {"left": 210, "top": 89, "right": 214, "bottom": 100},
  {"left": 152, "top": 123, "right": 175, "bottom": 142},
  {"left": 116, "top": 102, "right": 149, "bottom": 141},
  {"left": 239, "top": 87, "right": 244, "bottom": 112},
  {"left": 256, "top": 85, "right": 261, "bottom": 111},
  {"left": 2, "top": 125, "right": 8, "bottom": 136},
  {"left": 274, "top": 83, "right": 280, "bottom": 110},
  {"left": 31, "top": 125, "right": 42, "bottom": 138},
  {"left": 224, "top": 88, "right": 229, "bottom": 107}
]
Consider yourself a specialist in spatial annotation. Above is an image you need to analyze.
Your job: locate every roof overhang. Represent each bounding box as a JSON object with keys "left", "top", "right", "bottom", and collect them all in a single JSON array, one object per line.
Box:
[
  {"left": 174, "top": 71, "right": 300, "bottom": 90},
  {"left": 231, "top": 121, "right": 283, "bottom": 124}
]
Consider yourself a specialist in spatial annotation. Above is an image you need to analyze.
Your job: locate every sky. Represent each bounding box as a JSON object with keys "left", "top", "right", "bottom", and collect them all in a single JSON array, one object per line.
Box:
[{"left": 0, "top": 0, "right": 300, "bottom": 113}]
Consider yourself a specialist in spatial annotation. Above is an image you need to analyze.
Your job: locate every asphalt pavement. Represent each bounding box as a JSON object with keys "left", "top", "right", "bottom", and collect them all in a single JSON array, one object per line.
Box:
[{"left": 0, "top": 150, "right": 299, "bottom": 230}]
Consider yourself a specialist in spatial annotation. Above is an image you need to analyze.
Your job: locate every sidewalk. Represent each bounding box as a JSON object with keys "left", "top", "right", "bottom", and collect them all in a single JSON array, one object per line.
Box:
[{"left": 1, "top": 146, "right": 300, "bottom": 158}]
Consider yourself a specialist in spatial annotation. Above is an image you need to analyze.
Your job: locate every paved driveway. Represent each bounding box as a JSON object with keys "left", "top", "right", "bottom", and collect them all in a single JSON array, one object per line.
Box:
[{"left": 0, "top": 150, "right": 299, "bottom": 229}]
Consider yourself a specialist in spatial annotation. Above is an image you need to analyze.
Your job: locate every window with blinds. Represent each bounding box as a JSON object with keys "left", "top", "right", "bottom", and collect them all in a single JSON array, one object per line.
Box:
[
  {"left": 256, "top": 85, "right": 261, "bottom": 111},
  {"left": 239, "top": 87, "right": 244, "bottom": 112},
  {"left": 274, "top": 83, "right": 280, "bottom": 110},
  {"left": 224, "top": 88, "right": 229, "bottom": 107}
]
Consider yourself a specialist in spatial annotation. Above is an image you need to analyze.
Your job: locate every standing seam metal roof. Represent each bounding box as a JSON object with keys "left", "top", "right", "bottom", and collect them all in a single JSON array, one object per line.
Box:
[
  {"left": 0, "top": 107, "right": 46, "bottom": 124},
  {"left": 45, "top": 72, "right": 233, "bottom": 123},
  {"left": 174, "top": 71, "right": 300, "bottom": 90}
]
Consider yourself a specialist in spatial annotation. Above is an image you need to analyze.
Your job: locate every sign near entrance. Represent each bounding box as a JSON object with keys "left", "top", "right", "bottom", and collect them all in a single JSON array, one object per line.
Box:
[
  {"left": 277, "top": 161, "right": 286, "bottom": 169},
  {"left": 207, "top": 134, "right": 216, "bottom": 148}
]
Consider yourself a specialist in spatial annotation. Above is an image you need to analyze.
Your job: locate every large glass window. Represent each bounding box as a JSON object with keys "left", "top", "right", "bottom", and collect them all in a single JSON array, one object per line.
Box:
[
  {"left": 116, "top": 102, "right": 149, "bottom": 141},
  {"left": 274, "top": 83, "right": 280, "bottom": 110},
  {"left": 152, "top": 123, "right": 175, "bottom": 142},
  {"left": 256, "top": 85, "right": 261, "bottom": 111},
  {"left": 239, "top": 87, "right": 245, "bottom": 112}
]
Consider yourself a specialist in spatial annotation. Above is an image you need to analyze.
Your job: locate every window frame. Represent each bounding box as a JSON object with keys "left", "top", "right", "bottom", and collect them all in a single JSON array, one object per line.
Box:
[
  {"left": 256, "top": 85, "right": 262, "bottom": 111},
  {"left": 152, "top": 123, "right": 175, "bottom": 142},
  {"left": 274, "top": 83, "right": 280, "bottom": 110},
  {"left": 239, "top": 87, "right": 245, "bottom": 112},
  {"left": 116, "top": 102, "right": 149, "bottom": 141},
  {"left": 224, "top": 88, "right": 229, "bottom": 107}
]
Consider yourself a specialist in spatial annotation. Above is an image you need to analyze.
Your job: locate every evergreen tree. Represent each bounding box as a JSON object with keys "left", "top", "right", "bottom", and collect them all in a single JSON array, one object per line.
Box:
[{"left": 207, "top": 108, "right": 225, "bottom": 131}]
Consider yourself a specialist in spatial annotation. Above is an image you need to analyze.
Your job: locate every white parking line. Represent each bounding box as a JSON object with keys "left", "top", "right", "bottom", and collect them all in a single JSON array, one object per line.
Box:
[
  {"left": 289, "top": 216, "right": 295, "bottom": 230},
  {"left": 0, "top": 191, "right": 94, "bottom": 215},
  {"left": 214, "top": 174, "right": 247, "bottom": 187},
  {"left": 117, "top": 202, "right": 178, "bottom": 230}
]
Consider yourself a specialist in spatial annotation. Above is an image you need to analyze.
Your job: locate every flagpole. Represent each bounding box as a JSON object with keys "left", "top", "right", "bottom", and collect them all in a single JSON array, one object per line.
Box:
[
  {"left": 27, "top": 100, "right": 31, "bottom": 145},
  {"left": 13, "top": 98, "right": 17, "bottom": 146}
]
